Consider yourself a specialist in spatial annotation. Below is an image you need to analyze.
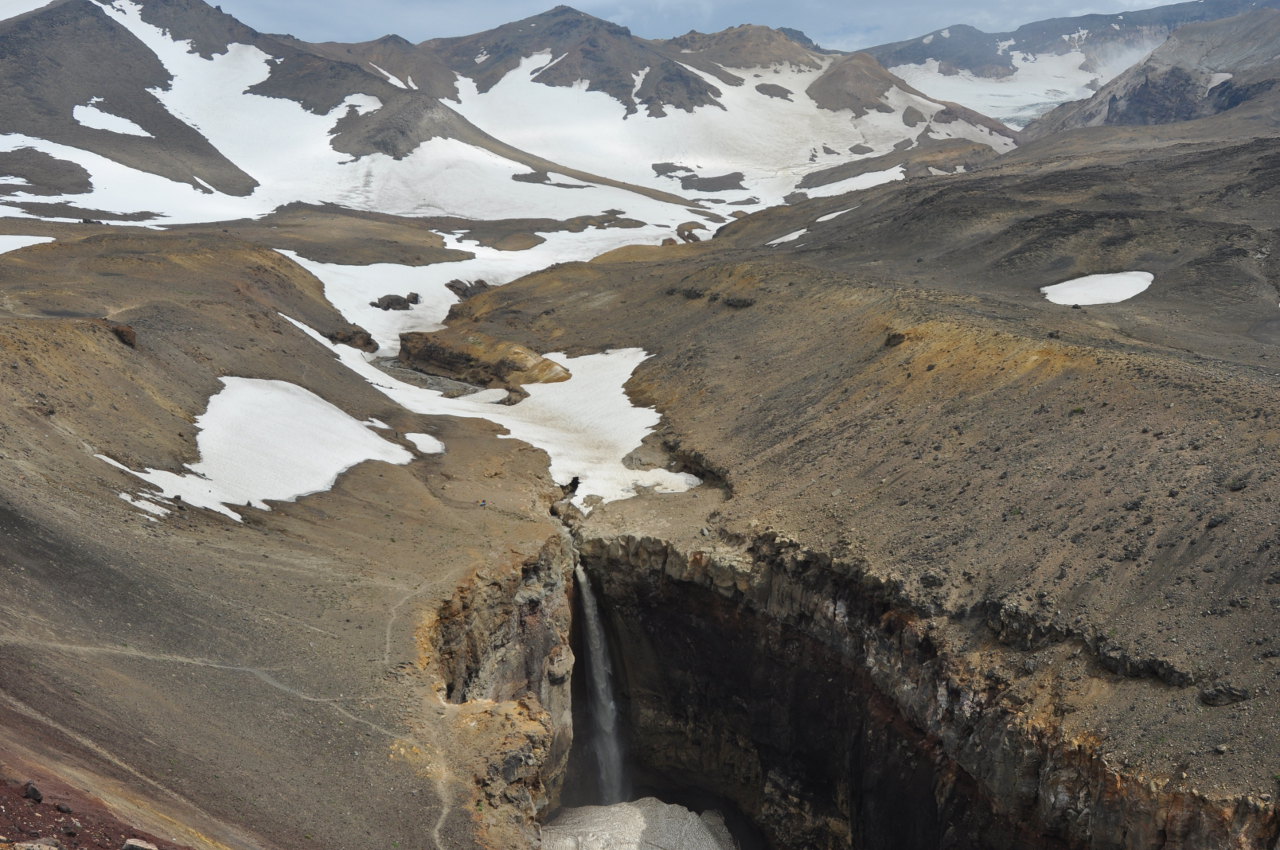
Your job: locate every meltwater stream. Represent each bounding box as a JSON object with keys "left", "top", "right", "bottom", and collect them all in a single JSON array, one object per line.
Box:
[{"left": 575, "top": 565, "right": 627, "bottom": 804}]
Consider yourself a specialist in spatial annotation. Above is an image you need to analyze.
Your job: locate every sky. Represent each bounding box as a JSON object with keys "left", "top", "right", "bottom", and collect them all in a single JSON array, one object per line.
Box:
[{"left": 209, "top": 0, "right": 1173, "bottom": 51}]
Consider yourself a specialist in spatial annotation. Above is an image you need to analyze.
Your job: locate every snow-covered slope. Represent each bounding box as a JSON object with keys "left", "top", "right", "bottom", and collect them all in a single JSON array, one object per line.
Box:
[
  {"left": 866, "top": 0, "right": 1280, "bottom": 127},
  {"left": 437, "top": 12, "right": 1015, "bottom": 208}
]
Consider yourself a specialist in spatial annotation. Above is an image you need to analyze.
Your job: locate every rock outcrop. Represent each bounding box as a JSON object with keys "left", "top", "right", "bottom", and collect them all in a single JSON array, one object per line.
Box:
[
  {"left": 399, "top": 327, "right": 572, "bottom": 390},
  {"left": 417, "top": 531, "right": 579, "bottom": 847}
]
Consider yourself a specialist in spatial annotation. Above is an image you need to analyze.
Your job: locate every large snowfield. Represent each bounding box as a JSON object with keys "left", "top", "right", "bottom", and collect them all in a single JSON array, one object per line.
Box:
[
  {"left": 0, "top": 0, "right": 699, "bottom": 228},
  {"left": 888, "top": 43, "right": 1154, "bottom": 128}
]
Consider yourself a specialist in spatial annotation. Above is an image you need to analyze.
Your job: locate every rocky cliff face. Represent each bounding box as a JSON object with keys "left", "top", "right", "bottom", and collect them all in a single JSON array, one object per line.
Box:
[
  {"left": 573, "top": 528, "right": 1279, "bottom": 850},
  {"left": 418, "top": 530, "right": 579, "bottom": 847}
]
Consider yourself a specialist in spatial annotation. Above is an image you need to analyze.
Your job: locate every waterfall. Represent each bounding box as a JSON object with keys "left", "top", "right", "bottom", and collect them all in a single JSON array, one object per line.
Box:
[{"left": 575, "top": 565, "right": 626, "bottom": 804}]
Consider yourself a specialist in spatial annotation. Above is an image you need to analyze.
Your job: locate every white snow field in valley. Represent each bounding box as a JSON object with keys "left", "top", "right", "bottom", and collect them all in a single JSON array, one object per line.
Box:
[
  {"left": 99, "top": 378, "right": 412, "bottom": 521},
  {"left": 1040, "top": 271, "right": 1154, "bottom": 305},
  {"left": 888, "top": 42, "right": 1154, "bottom": 128},
  {"left": 288, "top": 319, "right": 700, "bottom": 509},
  {"left": 280, "top": 223, "right": 673, "bottom": 355}
]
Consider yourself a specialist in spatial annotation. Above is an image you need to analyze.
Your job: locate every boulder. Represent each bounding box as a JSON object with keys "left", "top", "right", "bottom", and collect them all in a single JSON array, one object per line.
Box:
[
  {"left": 445, "top": 279, "right": 492, "bottom": 301},
  {"left": 369, "top": 293, "right": 418, "bottom": 311}
]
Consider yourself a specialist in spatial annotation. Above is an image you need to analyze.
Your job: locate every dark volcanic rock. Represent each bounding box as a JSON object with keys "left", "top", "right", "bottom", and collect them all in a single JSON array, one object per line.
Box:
[
  {"left": 1200, "top": 684, "right": 1253, "bottom": 706},
  {"left": 445, "top": 278, "right": 493, "bottom": 300},
  {"left": 425, "top": 6, "right": 725, "bottom": 117},
  {"left": 369, "top": 292, "right": 419, "bottom": 310},
  {"left": 325, "top": 326, "right": 378, "bottom": 351},
  {"left": 106, "top": 321, "right": 136, "bottom": 348}
]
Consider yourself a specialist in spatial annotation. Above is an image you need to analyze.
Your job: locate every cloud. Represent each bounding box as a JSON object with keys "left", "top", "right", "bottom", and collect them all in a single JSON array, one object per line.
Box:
[{"left": 210, "top": 0, "right": 1179, "bottom": 50}]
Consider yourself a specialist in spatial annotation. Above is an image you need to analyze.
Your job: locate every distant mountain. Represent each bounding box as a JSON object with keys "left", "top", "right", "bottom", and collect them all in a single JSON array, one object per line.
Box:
[
  {"left": 865, "top": 0, "right": 1280, "bottom": 127},
  {"left": 428, "top": 6, "right": 1016, "bottom": 207},
  {"left": 425, "top": 5, "right": 730, "bottom": 117},
  {"left": 0, "top": 0, "right": 1015, "bottom": 227},
  {"left": 0, "top": 0, "right": 696, "bottom": 225},
  {"left": 1021, "top": 8, "right": 1280, "bottom": 140}
]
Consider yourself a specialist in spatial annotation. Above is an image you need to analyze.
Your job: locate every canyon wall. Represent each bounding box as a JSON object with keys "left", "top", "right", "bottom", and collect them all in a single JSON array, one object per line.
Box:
[{"left": 575, "top": 530, "right": 1279, "bottom": 850}]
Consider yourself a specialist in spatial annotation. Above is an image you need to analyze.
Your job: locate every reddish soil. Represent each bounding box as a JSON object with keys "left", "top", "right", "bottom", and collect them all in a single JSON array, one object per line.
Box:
[{"left": 0, "top": 774, "right": 187, "bottom": 850}]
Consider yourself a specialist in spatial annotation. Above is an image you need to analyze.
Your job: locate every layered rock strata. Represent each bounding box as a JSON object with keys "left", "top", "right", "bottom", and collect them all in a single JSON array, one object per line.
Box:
[{"left": 573, "top": 530, "right": 1279, "bottom": 850}]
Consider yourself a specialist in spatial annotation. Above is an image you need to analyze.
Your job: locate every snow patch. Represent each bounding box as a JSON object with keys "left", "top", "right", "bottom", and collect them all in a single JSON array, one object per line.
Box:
[
  {"left": 801, "top": 166, "right": 905, "bottom": 200},
  {"left": 815, "top": 207, "right": 856, "bottom": 222},
  {"left": 450, "top": 52, "right": 1003, "bottom": 212},
  {"left": 99, "top": 377, "right": 412, "bottom": 521},
  {"left": 406, "top": 433, "right": 446, "bottom": 454},
  {"left": 118, "top": 492, "right": 170, "bottom": 517},
  {"left": 73, "top": 100, "right": 151, "bottom": 137},
  {"left": 1041, "top": 271, "right": 1153, "bottom": 305},
  {"left": 279, "top": 251, "right": 455, "bottom": 355},
  {"left": 367, "top": 62, "right": 408, "bottom": 89},
  {"left": 889, "top": 45, "right": 1150, "bottom": 128},
  {"left": 343, "top": 94, "right": 383, "bottom": 115},
  {"left": 1207, "top": 72, "right": 1233, "bottom": 90},
  {"left": 0, "top": 234, "right": 53, "bottom": 254},
  {"left": 767, "top": 228, "right": 807, "bottom": 246}
]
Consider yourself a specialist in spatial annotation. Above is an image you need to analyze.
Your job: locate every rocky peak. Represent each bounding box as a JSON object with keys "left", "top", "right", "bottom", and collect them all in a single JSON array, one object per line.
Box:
[
  {"left": 425, "top": 4, "right": 725, "bottom": 116},
  {"left": 659, "top": 23, "right": 825, "bottom": 70}
]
